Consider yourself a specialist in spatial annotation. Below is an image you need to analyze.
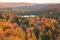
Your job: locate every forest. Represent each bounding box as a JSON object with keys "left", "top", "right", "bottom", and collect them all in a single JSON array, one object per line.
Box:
[{"left": 0, "top": 8, "right": 60, "bottom": 40}]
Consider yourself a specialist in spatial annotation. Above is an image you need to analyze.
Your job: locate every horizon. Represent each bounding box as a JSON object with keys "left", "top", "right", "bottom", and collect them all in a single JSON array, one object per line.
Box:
[{"left": 0, "top": 2, "right": 60, "bottom": 8}]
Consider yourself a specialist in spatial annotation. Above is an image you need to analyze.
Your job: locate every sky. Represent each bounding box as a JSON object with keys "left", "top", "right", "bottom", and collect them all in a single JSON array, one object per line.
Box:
[{"left": 0, "top": 0, "right": 60, "bottom": 4}]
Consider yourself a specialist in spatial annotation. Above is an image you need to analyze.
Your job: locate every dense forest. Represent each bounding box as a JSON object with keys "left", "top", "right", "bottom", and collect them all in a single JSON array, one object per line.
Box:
[{"left": 0, "top": 8, "right": 60, "bottom": 40}]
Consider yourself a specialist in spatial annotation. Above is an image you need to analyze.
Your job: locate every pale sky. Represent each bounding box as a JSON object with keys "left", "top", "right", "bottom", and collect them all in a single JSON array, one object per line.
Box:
[{"left": 0, "top": 0, "right": 60, "bottom": 4}]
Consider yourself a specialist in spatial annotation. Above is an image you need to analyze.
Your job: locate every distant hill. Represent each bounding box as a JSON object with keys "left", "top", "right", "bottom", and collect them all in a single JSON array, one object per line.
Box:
[
  {"left": 0, "top": 3, "right": 60, "bottom": 10},
  {"left": 0, "top": 2, "right": 36, "bottom": 8}
]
